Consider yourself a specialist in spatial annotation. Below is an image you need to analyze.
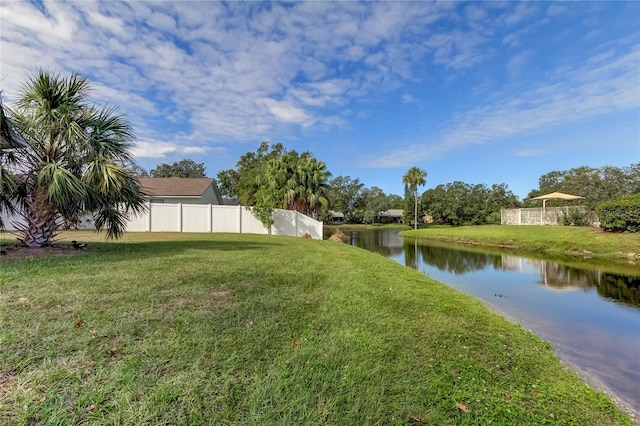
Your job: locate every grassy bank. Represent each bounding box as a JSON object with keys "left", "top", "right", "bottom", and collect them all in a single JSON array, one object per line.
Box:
[
  {"left": 401, "top": 225, "right": 639, "bottom": 262},
  {"left": 0, "top": 232, "right": 632, "bottom": 425}
]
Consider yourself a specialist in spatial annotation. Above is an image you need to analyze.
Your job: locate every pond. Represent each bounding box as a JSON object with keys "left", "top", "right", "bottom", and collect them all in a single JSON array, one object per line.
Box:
[{"left": 326, "top": 228, "right": 640, "bottom": 415}]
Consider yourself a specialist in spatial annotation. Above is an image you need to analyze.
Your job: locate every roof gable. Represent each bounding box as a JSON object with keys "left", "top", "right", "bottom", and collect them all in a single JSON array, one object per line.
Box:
[{"left": 138, "top": 177, "right": 215, "bottom": 197}]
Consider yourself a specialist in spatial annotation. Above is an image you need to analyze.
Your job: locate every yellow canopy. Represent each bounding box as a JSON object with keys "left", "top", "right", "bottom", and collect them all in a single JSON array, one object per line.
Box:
[{"left": 531, "top": 192, "right": 584, "bottom": 201}]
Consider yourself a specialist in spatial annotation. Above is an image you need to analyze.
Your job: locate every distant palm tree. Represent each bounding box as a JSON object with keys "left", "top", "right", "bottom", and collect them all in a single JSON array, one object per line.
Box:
[
  {"left": 288, "top": 154, "right": 330, "bottom": 216},
  {"left": 402, "top": 166, "right": 427, "bottom": 230},
  {"left": 2, "top": 70, "right": 145, "bottom": 247}
]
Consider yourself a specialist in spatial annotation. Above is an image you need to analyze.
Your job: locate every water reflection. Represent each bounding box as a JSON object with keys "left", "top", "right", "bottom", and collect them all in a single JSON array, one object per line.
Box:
[
  {"left": 409, "top": 241, "right": 640, "bottom": 308},
  {"left": 332, "top": 228, "right": 640, "bottom": 413}
]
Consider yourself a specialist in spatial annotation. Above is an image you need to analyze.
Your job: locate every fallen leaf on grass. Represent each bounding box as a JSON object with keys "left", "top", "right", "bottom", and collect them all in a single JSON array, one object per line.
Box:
[
  {"left": 89, "top": 330, "right": 97, "bottom": 338},
  {"left": 505, "top": 393, "right": 512, "bottom": 403},
  {"left": 292, "top": 341, "right": 301, "bottom": 349},
  {"left": 533, "top": 389, "right": 540, "bottom": 396},
  {"left": 409, "top": 416, "right": 425, "bottom": 423},
  {"left": 456, "top": 402, "right": 470, "bottom": 413},
  {"left": 317, "top": 399, "right": 325, "bottom": 409},
  {"left": 533, "top": 345, "right": 539, "bottom": 352},
  {"left": 450, "top": 369, "right": 459, "bottom": 378},
  {"left": 87, "top": 404, "right": 95, "bottom": 411},
  {"left": 75, "top": 320, "right": 85, "bottom": 328},
  {"left": 108, "top": 347, "right": 118, "bottom": 357},
  {"left": 246, "top": 320, "right": 255, "bottom": 329}
]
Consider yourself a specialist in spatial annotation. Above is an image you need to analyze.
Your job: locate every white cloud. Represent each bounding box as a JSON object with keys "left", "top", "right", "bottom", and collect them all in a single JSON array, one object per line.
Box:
[
  {"left": 1, "top": 0, "right": 636, "bottom": 174},
  {"left": 131, "top": 141, "right": 177, "bottom": 158},
  {"left": 367, "top": 45, "right": 640, "bottom": 168},
  {"left": 258, "top": 98, "right": 314, "bottom": 126},
  {"left": 514, "top": 148, "right": 544, "bottom": 157},
  {"left": 182, "top": 146, "right": 209, "bottom": 154}
]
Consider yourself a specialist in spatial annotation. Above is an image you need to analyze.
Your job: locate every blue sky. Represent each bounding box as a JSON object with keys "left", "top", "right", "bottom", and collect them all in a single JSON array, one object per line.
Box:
[{"left": 1, "top": 1, "right": 638, "bottom": 199}]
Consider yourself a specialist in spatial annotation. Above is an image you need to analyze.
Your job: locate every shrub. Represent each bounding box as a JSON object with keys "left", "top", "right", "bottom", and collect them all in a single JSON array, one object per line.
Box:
[
  {"left": 559, "top": 208, "right": 590, "bottom": 227},
  {"left": 596, "top": 193, "right": 640, "bottom": 232}
]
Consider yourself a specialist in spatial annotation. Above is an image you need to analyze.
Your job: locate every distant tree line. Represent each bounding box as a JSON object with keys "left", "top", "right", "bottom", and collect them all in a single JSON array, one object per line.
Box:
[
  {"left": 321, "top": 175, "right": 403, "bottom": 224},
  {"left": 524, "top": 164, "right": 640, "bottom": 208},
  {"left": 421, "top": 182, "right": 519, "bottom": 226},
  {"left": 130, "top": 159, "right": 207, "bottom": 178},
  {"left": 144, "top": 147, "right": 638, "bottom": 230}
]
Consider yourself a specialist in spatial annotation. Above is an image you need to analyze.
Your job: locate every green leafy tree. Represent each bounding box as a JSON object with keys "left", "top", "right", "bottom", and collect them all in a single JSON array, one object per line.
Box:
[
  {"left": 261, "top": 151, "right": 330, "bottom": 216},
  {"left": 1, "top": 70, "right": 145, "bottom": 247},
  {"left": 216, "top": 168, "right": 239, "bottom": 199},
  {"left": 387, "top": 194, "right": 404, "bottom": 209},
  {"left": 229, "top": 145, "right": 330, "bottom": 227},
  {"left": 218, "top": 141, "right": 286, "bottom": 204},
  {"left": 127, "top": 163, "right": 149, "bottom": 177},
  {"left": 326, "top": 176, "right": 364, "bottom": 221},
  {"left": 355, "top": 186, "right": 390, "bottom": 224},
  {"left": 150, "top": 159, "right": 206, "bottom": 178},
  {"left": 525, "top": 164, "right": 639, "bottom": 208},
  {"left": 422, "top": 181, "right": 519, "bottom": 226},
  {"left": 402, "top": 166, "right": 427, "bottom": 230}
]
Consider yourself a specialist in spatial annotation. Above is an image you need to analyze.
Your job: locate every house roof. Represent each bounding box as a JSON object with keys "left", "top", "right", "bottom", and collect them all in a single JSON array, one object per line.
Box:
[
  {"left": 378, "top": 209, "right": 404, "bottom": 217},
  {"left": 138, "top": 177, "right": 217, "bottom": 197}
]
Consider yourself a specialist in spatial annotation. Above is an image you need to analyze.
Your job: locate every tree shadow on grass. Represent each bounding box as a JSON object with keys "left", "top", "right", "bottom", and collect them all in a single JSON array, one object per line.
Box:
[{"left": 0, "top": 238, "right": 286, "bottom": 263}]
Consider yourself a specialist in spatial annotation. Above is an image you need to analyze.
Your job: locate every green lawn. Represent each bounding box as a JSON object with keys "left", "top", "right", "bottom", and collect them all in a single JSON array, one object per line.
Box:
[
  {"left": 0, "top": 232, "right": 632, "bottom": 425},
  {"left": 401, "top": 225, "right": 639, "bottom": 262}
]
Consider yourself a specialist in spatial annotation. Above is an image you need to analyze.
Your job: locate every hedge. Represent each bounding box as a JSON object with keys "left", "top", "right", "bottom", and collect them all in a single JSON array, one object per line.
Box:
[{"left": 596, "top": 193, "right": 640, "bottom": 232}]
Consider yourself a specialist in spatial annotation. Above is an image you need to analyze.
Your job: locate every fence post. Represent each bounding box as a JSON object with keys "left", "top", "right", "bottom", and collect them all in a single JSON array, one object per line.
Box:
[
  {"left": 177, "top": 203, "right": 182, "bottom": 232},
  {"left": 295, "top": 211, "right": 298, "bottom": 236},
  {"left": 146, "top": 201, "right": 152, "bottom": 231},
  {"left": 238, "top": 205, "right": 242, "bottom": 234},
  {"left": 208, "top": 204, "right": 212, "bottom": 232}
]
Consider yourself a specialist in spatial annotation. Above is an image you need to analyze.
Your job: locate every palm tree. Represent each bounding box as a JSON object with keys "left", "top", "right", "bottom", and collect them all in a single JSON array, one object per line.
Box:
[
  {"left": 0, "top": 94, "right": 25, "bottom": 229},
  {"left": 287, "top": 154, "right": 330, "bottom": 216},
  {"left": 402, "top": 166, "right": 427, "bottom": 230},
  {"left": 2, "top": 70, "right": 145, "bottom": 247}
]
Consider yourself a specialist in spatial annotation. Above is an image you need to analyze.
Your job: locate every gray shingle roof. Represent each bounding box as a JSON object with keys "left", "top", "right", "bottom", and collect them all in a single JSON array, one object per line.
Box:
[{"left": 137, "top": 177, "right": 215, "bottom": 197}]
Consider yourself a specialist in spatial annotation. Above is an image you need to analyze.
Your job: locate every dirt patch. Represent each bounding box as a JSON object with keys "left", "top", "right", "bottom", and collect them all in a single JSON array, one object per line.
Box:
[
  {"left": 0, "top": 243, "right": 85, "bottom": 260},
  {"left": 211, "top": 290, "right": 232, "bottom": 300},
  {"left": 0, "top": 371, "right": 18, "bottom": 397}
]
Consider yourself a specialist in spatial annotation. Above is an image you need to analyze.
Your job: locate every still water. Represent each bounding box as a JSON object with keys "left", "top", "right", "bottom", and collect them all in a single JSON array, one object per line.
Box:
[{"left": 329, "top": 228, "right": 640, "bottom": 415}]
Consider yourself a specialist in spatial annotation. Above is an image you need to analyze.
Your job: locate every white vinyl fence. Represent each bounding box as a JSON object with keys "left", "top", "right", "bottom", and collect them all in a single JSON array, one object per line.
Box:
[
  {"left": 1, "top": 203, "right": 324, "bottom": 240},
  {"left": 501, "top": 206, "right": 596, "bottom": 226}
]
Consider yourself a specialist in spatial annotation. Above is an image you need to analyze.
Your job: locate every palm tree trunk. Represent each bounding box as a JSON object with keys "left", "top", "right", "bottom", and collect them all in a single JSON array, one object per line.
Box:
[
  {"left": 16, "top": 196, "right": 61, "bottom": 247},
  {"left": 414, "top": 188, "right": 418, "bottom": 230}
]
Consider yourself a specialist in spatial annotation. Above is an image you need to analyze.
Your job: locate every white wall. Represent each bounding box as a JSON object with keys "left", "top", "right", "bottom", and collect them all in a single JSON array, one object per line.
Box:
[
  {"left": 2, "top": 203, "right": 324, "bottom": 239},
  {"left": 128, "top": 203, "right": 322, "bottom": 239}
]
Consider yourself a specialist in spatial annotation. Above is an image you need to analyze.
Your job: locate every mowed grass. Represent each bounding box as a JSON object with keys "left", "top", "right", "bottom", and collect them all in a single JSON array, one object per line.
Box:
[
  {"left": 401, "top": 225, "right": 640, "bottom": 262},
  {"left": 0, "top": 232, "right": 632, "bottom": 425}
]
